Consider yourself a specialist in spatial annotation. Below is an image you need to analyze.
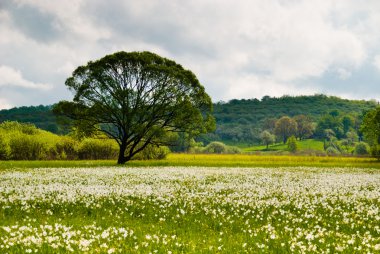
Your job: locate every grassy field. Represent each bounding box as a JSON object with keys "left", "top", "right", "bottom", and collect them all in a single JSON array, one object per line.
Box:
[
  {"left": 1, "top": 166, "right": 379, "bottom": 253},
  {"left": 243, "top": 139, "right": 325, "bottom": 152},
  {"left": 0, "top": 153, "right": 379, "bottom": 170}
]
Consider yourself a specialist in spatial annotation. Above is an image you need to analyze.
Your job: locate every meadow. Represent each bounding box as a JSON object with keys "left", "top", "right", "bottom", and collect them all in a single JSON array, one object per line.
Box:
[
  {"left": 0, "top": 153, "right": 380, "bottom": 170},
  {"left": 1, "top": 161, "right": 380, "bottom": 253}
]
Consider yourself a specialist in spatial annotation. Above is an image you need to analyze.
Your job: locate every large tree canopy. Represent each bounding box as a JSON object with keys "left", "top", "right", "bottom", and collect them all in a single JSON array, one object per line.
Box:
[{"left": 54, "top": 51, "right": 215, "bottom": 164}]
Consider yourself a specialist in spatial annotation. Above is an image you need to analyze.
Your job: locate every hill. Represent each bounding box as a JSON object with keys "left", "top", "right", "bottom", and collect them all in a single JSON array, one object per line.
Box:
[
  {"left": 201, "top": 94, "right": 377, "bottom": 145},
  {"left": 214, "top": 94, "right": 376, "bottom": 124},
  {"left": 0, "top": 105, "right": 67, "bottom": 134}
]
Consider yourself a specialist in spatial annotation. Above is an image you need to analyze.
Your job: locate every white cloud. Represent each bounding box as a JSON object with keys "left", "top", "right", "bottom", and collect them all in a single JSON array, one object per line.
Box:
[
  {"left": 373, "top": 55, "right": 380, "bottom": 72},
  {"left": 0, "top": 65, "right": 51, "bottom": 90},
  {"left": 1, "top": 0, "right": 380, "bottom": 106},
  {"left": 336, "top": 68, "right": 352, "bottom": 80},
  {"left": 0, "top": 98, "right": 12, "bottom": 110},
  {"left": 224, "top": 74, "right": 316, "bottom": 101}
]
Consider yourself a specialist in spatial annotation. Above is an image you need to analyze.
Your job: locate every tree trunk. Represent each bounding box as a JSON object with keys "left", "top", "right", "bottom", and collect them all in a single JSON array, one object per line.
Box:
[{"left": 117, "top": 142, "right": 127, "bottom": 164}]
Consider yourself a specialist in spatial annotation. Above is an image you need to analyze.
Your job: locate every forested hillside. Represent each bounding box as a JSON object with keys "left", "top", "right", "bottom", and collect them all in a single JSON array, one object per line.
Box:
[
  {"left": 202, "top": 94, "right": 378, "bottom": 144},
  {"left": 0, "top": 105, "right": 67, "bottom": 134},
  {"left": 214, "top": 94, "right": 376, "bottom": 124},
  {"left": 0, "top": 95, "right": 377, "bottom": 145}
]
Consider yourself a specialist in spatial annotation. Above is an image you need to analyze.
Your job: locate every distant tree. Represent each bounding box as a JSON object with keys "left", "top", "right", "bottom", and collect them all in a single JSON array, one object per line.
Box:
[
  {"left": 53, "top": 51, "right": 215, "bottom": 164},
  {"left": 260, "top": 130, "right": 275, "bottom": 149},
  {"left": 346, "top": 131, "right": 358, "bottom": 145},
  {"left": 361, "top": 107, "right": 380, "bottom": 159},
  {"left": 287, "top": 136, "right": 298, "bottom": 153},
  {"left": 293, "top": 115, "right": 314, "bottom": 140},
  {"left": 274, "top": 116, "right": 297, "bottom": 143},
  {"left": 262, "top": 118, "right": 277, "bottom": 133},
  {"left": 340, "top": 139, "right": 350, "bottom": 153},
  {"left": 315, "top": 113, "right": 344, "bottom": 139},
  {"left": 326, "top": 146, "right": 340, "bottom": 156},
  {"left": 329, "top": 109, "right": 340, "bottom": 117},
  {"left": 354, "top": 142, "right": 370, "bottom": 155},
  {"left": 324, "top": 129, "right": 335, "bottom": 141},
  {"left": 342, "top": 115, "right": 354, "bottom": 134}
]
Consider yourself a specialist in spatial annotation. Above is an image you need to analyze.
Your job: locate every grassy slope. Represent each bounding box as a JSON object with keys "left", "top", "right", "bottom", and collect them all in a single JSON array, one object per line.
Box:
[{"left": 0, "top": 153, "right": 379, "bottom": 170}]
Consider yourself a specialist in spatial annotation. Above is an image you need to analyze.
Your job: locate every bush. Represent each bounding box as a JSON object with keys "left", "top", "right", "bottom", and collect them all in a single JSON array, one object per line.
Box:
[
  {"left": 9, "top": 132, "right": 49, "bottom": 160},
  {"left": 0, "top": 133, "right": 10, "bottom": 160},
  {"left": 226, "top": 146, "right": 242, "bottom": 154},
  {"left": 287, "top": 136, "right": 298, "bottom": 153},
  {"left": 354, "top": 142, "right": 370, "bottom": 156},
  {"left": 133, "top": 145, "right": 170, "bottom": 160},
  {"left": 78, "top": 139, "right": 118, "bottom": 160},
  {"left": 0, "top": 121, "right": 170, "bottom": 161},
  {"left": 198, "top": 142, "right": 242, "bottom": 154},
  {"left": 326, "top": 146, "right": 340, "bottom": 156},
  {"left": 204, "top": 142, "right": 228, "bottom": 154},
  {"left": 370, "top": 144, "right": 380, "bottom": 160},
  {"left": 51, "top": 137, "right": 79, "bottom": 160},
  {"left": 0, "top": 121, "right": 38, "bottom": 135}
]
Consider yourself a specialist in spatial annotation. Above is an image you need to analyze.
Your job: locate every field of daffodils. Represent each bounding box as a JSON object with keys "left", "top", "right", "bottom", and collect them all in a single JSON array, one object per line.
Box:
[{"left": 1, "top": 167, "right": 379, "bottom": 253}]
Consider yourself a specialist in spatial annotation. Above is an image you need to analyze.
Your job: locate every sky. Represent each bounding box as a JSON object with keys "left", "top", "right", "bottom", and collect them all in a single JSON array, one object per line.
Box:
[{"left": 1, "top": 0, "right": 380, "bottom": 109}]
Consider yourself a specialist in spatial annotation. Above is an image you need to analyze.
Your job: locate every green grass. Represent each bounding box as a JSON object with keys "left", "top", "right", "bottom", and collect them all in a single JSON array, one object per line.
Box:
[
  {"left": 244, "top": 139, "right": 324, "bottom": 152},
  {"left": 0, "top": 153, "right": 379, "bottom": 170}
]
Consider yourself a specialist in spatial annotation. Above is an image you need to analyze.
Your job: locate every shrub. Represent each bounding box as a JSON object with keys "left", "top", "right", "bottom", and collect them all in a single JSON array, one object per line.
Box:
[
  {"left": 326, "top": 146, "right": 340, "bottom": 156},
  {"left": 354, "top": 142, "right": 370, "bottom": 156},
  {"left": 78, "top": 139, "right": 118, "bottom": 160},
  {"left": 9, "top": 132, "right": 48, "bottom": 160},
  {"left": 51, "top": 137, "right": 79, "bottom": 160},
  {"left": 204, "top": 142, "right": 228, "bottom": 154},
  {"left": 0, "top": 121, "right": 38, "bottom": 135},
  {"left": 226, "top": 146, "right": 242, "bottom": 154},
  {"left": 0, "top": 133, "right": 10, "bottom": 160},
  {"left": 133, "top": 145, "right": 170, "bottom": 160},
  {"left": 287, "top": 136, "right": 298, "bottom": 153},
  {"left": 370, "top": 144, "right": 380, "bottom": 160}
]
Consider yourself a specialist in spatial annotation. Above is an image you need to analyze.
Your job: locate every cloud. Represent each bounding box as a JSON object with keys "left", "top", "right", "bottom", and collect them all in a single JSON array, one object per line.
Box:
[
  {"left": 0, "top": 0, "right": 380, "bottom": 107},
  {"left": 336, "top": 68, "right": 352, "bottom": 80},
  {"left": 0, "top": 98, "right": 12, "bottom": 110},
  {"left": 373, "top": 55, "right": 380, "bottom": 72},
  {"left": 0, "top": 65, "right": 51, "bottom": 90}
]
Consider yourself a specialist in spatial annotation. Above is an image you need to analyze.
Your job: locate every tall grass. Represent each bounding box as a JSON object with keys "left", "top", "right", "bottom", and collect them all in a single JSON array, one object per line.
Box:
[{"left": 1, "top": 154, "right": 379, "bottom": 170}]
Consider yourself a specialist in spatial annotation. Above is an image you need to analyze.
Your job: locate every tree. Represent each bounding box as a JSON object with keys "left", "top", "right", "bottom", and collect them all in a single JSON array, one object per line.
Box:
[
  {"left": 260, "top": 130, "right": 275, "bottom": 149},
  {"left": 293, "top": 115, "right": 314, "bottom": 140},
  {"left": 287, "top": 135, "right": 298, "bottom": 153},
  {"left": 361, "top": 107, "right": 380, "bottom": 159},
  {"left": 342, "top": 115, "right": 354, "bottom": 134},
  {"left": 262, "top": 118, "right": 277, "bottom": 133},
  {"left": 315, "top": 112, "right": 344, "bottom": 139},
  {"left": 346, "top": 131, "right": 358, "bottom": 145},
  {"left": 54, "top": 51, "right": 215, "bottom": 164},
  {"left": 354, "top": 142, "right": 370, "bottom": 156},
  {"left": 274, "top": 116, "right": 297, "bottom": 143}
]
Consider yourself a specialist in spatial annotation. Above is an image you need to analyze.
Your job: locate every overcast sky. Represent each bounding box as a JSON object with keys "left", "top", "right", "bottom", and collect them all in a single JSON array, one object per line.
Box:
[{"left": 1, "top": 0, "right": 380, "bottom": 109}]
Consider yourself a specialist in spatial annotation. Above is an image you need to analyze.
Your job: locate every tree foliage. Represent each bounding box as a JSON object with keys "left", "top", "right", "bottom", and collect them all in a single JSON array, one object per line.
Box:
[
  {"left": 53, "top": 51, "right": 215, "bottom": 164},
  {"left": 287, "top": 136, "right": 298, "bottom": 153},
  {"left": 361, "top": 107, "right": 380, "bottom": 159},
  {"left": 275, "top": 116, "right": 297, "bottom": 143},
  {"left": 294, "top": 115, "right": 314, "bottom": 140},
  {"left": 260, "top": 130, "right": 275, "bottom": 149}
]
